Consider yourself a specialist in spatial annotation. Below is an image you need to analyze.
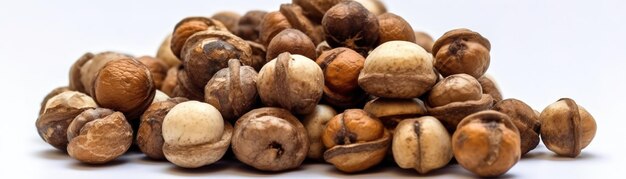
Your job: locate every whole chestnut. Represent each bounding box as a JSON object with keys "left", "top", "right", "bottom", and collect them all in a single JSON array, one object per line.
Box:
[
  {"left": 322, "top": 1, "right": 379, "bottom": 55},
  {"left": 266, "top": 29, "right": 317, "bottom": 61},
  {"left": 377, "top": 13, "right": 415, "bottom": 45},
  {"left": 205, "top": 59, "right": 258, "bottom": 122},
  {"left": 316, "top": 47, "right": 366, "bottom": 109},
  {"left": 493, "top": 98, "right": 541, "bottom": 155},
  {"left": 36, "top": 91, "right": 97, "bottom": 150},
  {"left": 392, "top": 116, "right": 452, "bottom": 174},
  {"left": 432, "top": 28, "right": 491, "bottom": 78},
  {"left": 302, "top": 105, "right": 337, "bottom": 160},
  {"left": 170, "top": 17, "right": 227, "bottom": 58},
  {"left": 540, "top": 98, "right": 596, "bottom": 158},
  {"left": 137, "top": 97, "right": 188, "bottom": 160}
]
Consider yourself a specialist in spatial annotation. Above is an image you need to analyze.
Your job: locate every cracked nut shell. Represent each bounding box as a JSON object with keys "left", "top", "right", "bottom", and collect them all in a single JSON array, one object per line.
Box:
[
  {"left": 36, "top": 91, "right": 97, "bottom": 150},
  {"left": 205, "top": 59, "right": 258, "bottom": 122},
  {"left": 137, "top": 97, "right": 188, "bottom": 160},
  {"left": 39, "top": 86, "right": 70, "bottom": 115},
  {"left": 432, "top": 28, "right": 491, "bottom": 78},
  {"left": 302, "top": 105, "right": 337, "bottom": 160},
  {"left": 392, "top": 116, "right": 452, "bottom": 174},
  {"left": 540, "top": 98, "right": 596, "bottom": 158},
  {"left": 493, "top": 98, "right": 540, "bottom": 155},
  {"left": 322, "top": 1, "right": 379, "bottom": 55}
]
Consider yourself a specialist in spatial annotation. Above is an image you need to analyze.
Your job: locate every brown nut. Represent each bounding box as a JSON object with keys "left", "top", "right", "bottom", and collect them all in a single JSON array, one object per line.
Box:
[
  {"left": 205, "top": 59, "right": 258, "bottom": 122},
  {"left": 452, "top": 110, "right": 521, "bottom": 177},
  {"left": 246, "top": 40, "right": 268, "bottom": 71},
  {"left": 232, "top": 107, "right": 309, "bottom": 171},
  {"left": 69, "top": 53, "right": 94, "bottom": 93},
  {"left": 257, "top": 52, "right": 324, "bottom": 115},
  {"left": 137, "top": 97, "right": 188, "bottom": 160},
  {"left": 162, "top": 101, "right": 231, "bottom": 168},
  {"left": 267, "top": 29, "right": 317, "bottom": 61},
  {"left": 92, "top": 58, "right": 156, "bottom": 120},
  {"left": 322, "top": 1, "right": 379, "bottom": 55},
  {"left": 212, "top": 11, "right": 241, "bottom": 33},
  {"left": 493, "top": 98, "right": 540, "bottom": 155},
  {"left": 236, "top": 10, "right": 267, "bottom": 42},
  {"left": 170, "top": 17, "right": 227, "bottom": 59},
  {"left": 316, "top": 41, "right": 332, "bottom": 57},
  {"left": 316, "top": 47, "right": 366, "bottom": 109},
  {"left": 478, "top": 73, "right": 503, "bottom": 103},
  {"left": 293, "top": 0, "right": 346, "bottom": 23},
  {"left": 432, "top": 28, "right": 491, "bottom": 78},
  {"left": 39, "top": 86, "right": 70, "bottom": 115},
  {"left": 67, "top": 108, "right": 133, "bottom": 164},
  {"left": 363, "top": 97, "right": 428, "bottom": 133},
  {"left": 138, "top": 56, "right": 168, "bottom": 89},
  {"left": 392, "top": 116, "right": 452, "bottom": 174},
  {"left": 377, "top": 13, "right": 415, "bottom": 45},
  {"left": 36, "top": 91, "right": 97, "bottom": 150},
  {"left": 355, "top": 0, "right": 387, "bottom": 15},
  {"left": 358, "top": 41, "right": 437, "bottom": 98},
  {"left": 302, "top": 105, "right": 338, "bottom": 160},
  {"left": 414, "top": 31, "right": 434, "bottom": 53},
  {"left": 540, "top": 98, "right": 597, "bottom": 157},
  {"left": 173, "top": 68, "right": 204, "bottom": 101},
  {"left": 322, "top": 109, "right": 390, "bottom": 173},
  {"left": 280, "top": 3, "right": 325, "bottom": 45},
  {"left": 259, "top": 11, "right": 292, "bottom": 46},
  {"left": 160, "top": 65, "right": 180, "bottom": 97},
  {"left": 79, "top": 52, "right": 130, "bottom": 96},
  {"left": 156, "top": 35, "right": 181, "bottom": 68}
]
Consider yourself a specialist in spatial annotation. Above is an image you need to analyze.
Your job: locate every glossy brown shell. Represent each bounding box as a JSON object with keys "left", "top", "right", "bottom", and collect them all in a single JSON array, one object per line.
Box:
[
  {"left": 316, "top": 47, "right": 366, "bottom": 108},
  {"left": 170, "top": 17, "right": 227, "bottom": 59},
  {"left": 259, "top": 11, "right": 292, "bottom": 46},
  {"left": 377, "top": 13, "right": 415, "bottom": 45},
  {"left": 267, "top": 29, "right": 317, "bottom": 61}
]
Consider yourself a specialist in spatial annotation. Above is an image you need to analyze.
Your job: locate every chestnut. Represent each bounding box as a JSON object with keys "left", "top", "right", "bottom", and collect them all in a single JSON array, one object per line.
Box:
[{"left": 432, "top": 28, "right": 491, "bottom": 78}]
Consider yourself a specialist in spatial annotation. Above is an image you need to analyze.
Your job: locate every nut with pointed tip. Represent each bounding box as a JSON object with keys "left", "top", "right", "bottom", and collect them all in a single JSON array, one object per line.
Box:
[
  {"left": 137, "top": 97, "right": 188, "bottom": 160},
  {"left": 267, "top": 29, "right": 317, "bottom": 61},
  {"left": 236, "top": 10, "right": 267, "bottom": 42},
  {"left": 478, "top": 74, "right": 504, "bottom": 103},
  {"left": 377, "top": 13, "right": 415, "bottom": 45},
  {"left": 432, "top": 28, "right": 491, "bottom": 78},
  {"left": 302, "top": 105, "right": 337, "bottom": 160},
  {"left": 36, "top": 91, "right": 97, "bottom": 150},
  {"left": 138, "top": 56, "right": 168, "bottom": 89},
  {"left": 69, "top": 53, "right": 94, "bottom": 93},
  {"left": 170, "top": 17, "right": 227, "bottom": 59},
  {"left": 316, "top": 47, "right": 366, "bottom": 109},
  {"left": 322, "top": 1, "right": 379, "bottom": 55},
  {"left": 156, "top": 35, "right": 181, "bottom": 68},
  {"left": 414, "top": 31, "right": 434, "bottom": 53},
  {"left": 392, "top": 116, "right": 452, "bottom": 174},
  {"left": 259, "top": 11, "right": 292, "bottom": 46},
  {"left": 354, "top": 0, "right": 387, "bottom": 15},
  {"left": 212, "top": 11, "right": 241, "bottom": 33},
  {"left": 205, "top": 59, "right": 258, "bottom": 122},
  {"left": 493, "top": 98, "right": 540, "bottom": 155},
  {"left": 363, "top": 97, "right": 428, "bottom": 134},
  {"left": 540, "top": 98, "right": 596, "bottom": 157}
]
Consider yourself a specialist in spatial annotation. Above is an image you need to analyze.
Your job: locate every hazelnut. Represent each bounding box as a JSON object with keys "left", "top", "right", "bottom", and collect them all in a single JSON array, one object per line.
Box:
[
  {"left": 138, "top": 56, "right": 168, "bottom": 89},
  {"left": 156, "top": 35, "right": 181, "bottom": 68},
  {"left": 245, "top": 40, "right": 268, "bottom": 71},
  {"left": 162, "top": 101, "right": 231, "bottom": 168},
  {"left": 293, "top": 0, "right": 346, "bottom": 23},
  {"left": 493, "top": 98, "right": 541, "bottom": 155},
  {"left": 377, "top": 13, "right": 416, "bottom": 45},
  {"left": 92, "top": 57, "right": 156, "bottom": 119},
  {"left": 212, "top": 11, "right": 241, "bottom": 33},
  {"left": 160, "top": 66, "right": 179, "bottom": 97},
  {"left": 322, "top": 109, "right": 390, "bottom": 173},
  {"left": 259, "top": 11, "right": 292, "bottom": 46},
  {"left": 363, "top": 97, "right": 428, "bottom": 133},
  {"left": 432, "top": 28, "right": 491, "bottom": 78},
  {"left": 478, "top": 73, "right": 504, "bottom": 103},
  {"left": 170, "top": 17, "right": 227, "bottom": 59},
  {"left": 354, "top": 0, "right": 387, "bottom": 15},
  {"left": 79, "top": 52, "right": 130, "bottom": 96},
  {"left": 322, "top": 1, "right": 379, "bottom": 55},
  {"left": 137, "top": 97, "right": 188, "bottom": 160},
  {"left": 392, "top": 116, "right": 452, "bottom": 174},
  {"left": 302, "top": 105, "right": 338, "bottom": 160},
  {"left": 152, "top": 90, "right": 170, "bottom": 104},
  {"left": 236, "top": 10, "right": 267, "bottom": 42},
  {"left": 358, "top": 41, "right": 437, "bottom": 98},
  {"left": 414, "top": 31, "right": 434, "bottom": 53},
  {"left": 452, "top": 110, "right": 521, "bottom": 177},
  {"left": 257, "top": 52, "right": 324, "bottom": 115},
  {"left": 280, "top": 3, "right": 325, "bottom": 45},
  {"left": 266, "top": 29, "right": 317, "bottom": 61},
  {"left": 540, "top": 98, "right": 596, "bottom": 157},
  {"left": 68, "top": 52, "right": 94, "bottom": 93},
  {"left": 205, "top": 59, "right": 258, "bottom": 122},
  {"left": 232, "top": 107, "right": 309, "bottom": 171},
  {"left": 39, "top": 86, "right": 70, "bottom": 115},
  {"left": 36, "top": 91, "right": 97, "bottom": 150},
  {"left": 66, "top": 108, "right": 133, "bottom": 164},
  {"left": 316, "top": 47, "right": 366, "bottom": 108}
]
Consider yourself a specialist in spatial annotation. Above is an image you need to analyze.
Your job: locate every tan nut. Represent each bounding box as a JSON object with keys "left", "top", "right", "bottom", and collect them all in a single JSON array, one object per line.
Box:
[
  {"left": 137, "top": 97, "right": 188, "bottom": 160},
  {"left": 392, "top": 116, "right": 452, "bottom": 174},
  {"left": 432, "top": 28, "right": 491, "bottom": 78},
  {"left": 493, "top": 98, "right": 541, "bottom": 155},
  {"left": 205, "top": 59, "right": 258, "bottom": 122},
  {"left": 302, "top": 105, "right": 337, "bottom": 160},
  {"left": 36, "top": 91, "right": 97, "bottom": 150},
  {"left": 540, "top": 98, "right": 596, "bottom": 157}
]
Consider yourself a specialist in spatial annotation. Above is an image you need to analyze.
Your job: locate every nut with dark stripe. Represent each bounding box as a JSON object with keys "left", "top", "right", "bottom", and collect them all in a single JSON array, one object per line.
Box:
[
  {"left": 316, "top": 47, "right": 366, "bottom": 109},
  {"left": 392, "top": 116, "right": 452, "bottom": 174},
  {"left": 540, "top": 98, "right": 596, "bottom": 157}
]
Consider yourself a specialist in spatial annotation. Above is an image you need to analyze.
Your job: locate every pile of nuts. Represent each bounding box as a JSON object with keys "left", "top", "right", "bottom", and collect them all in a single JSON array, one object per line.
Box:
[{"left": 36, "top": 0, "right": 597, "bottom": 177}]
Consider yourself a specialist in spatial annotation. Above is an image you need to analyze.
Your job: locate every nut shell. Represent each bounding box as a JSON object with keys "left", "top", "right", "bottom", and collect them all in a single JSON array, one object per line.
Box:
[
  {"left": 432, "top": 28, "right": 491, "bottom": 78},
  {"left": 246, "top": 40, "right": 268, "bottom": 71},
  {"left": 236, "top": 10, "right": 267, "bottom": 42},
  {"left": 137, "top": 97, "right": 188, "bottom": 160},
  {"left": 36, "top": 91, "right": 97, "bottom": 150},
  {"left": 259, "top": 11, "right": 292, "bottom": 46},
  {"left": 322, "top": 1, "right": 379, "bottom": 55},
  {"left": 355, "top": 0, "right": 387, "bottom": 15},
  {"left": 138, "top": 56, "right": 168, "bottom": 89},
  {"left": 39, "top": 86, "right": 70, "bottom": 115},
  {"left": 160, "top": 66, "right": 179, "bottom": 97},
  {"left": 540, "top": 98, "right": 596, "bottom": 157},
  {"left": 170, "top": 17, "right": 227, "bottom": 59},
  {"left": 204, "top": 59, "right": 258, "bottom": 122},
  {"left": 69, "top": 53, "right": 94, "bottom": 93},
  {"left": 267, "top": 29, "right": 317, "bottom": 61},
  {"left": 414, "top": 31, "right": 434, "bottom": 53},
  {"left": 293, "top": 0, "right": 346, "bottom": 23},
  {"left": 478, "top": 74, "right": 504, "bottom": 103},
  {"left": 377, "top": 13, "right": 415, "bottom": 45},
  {"left": 493, "top": 98, "right": 540, "bottom": 155},
  {"left": 317, "top": 47, "right": 366, "bottom": 108},
  {"left": 79, "top": 52, "right": 130, "bottom": 96},
  {"left": 212, "top": 11, "right": 241, "bottom": 33},
  {"left": 280, "top": 3, "right": 325, "bottom": 45},
  {"left": 392, "top": 116, "right": 452, "bottom": 174},
  {"left": 363, "top": 97, "right": 428, "bottom": 133}
]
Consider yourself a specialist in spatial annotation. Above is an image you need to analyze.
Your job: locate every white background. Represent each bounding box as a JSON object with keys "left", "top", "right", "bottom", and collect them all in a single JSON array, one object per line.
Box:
[{"left": 1, "top": 0, "right": 625, "bottom": 178}]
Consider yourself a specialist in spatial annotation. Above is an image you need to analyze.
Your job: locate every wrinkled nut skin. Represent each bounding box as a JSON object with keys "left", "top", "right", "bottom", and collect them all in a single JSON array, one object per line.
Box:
[
  {"left": 377, "top": 13, "right": 415, "bottom": 45},
  {"left": 162, "top": 101, "right": 229, "bottom": 168},
  {"left": 358, "top": 41, "right": 437, "bottom": 99},
  {"left": 363, "top": 97, "right": 428, "bottom": 133},
  {"left": 322, "top": 1, "right": 379, "bottom": 55},
  {"left": 478, "top": 74, "right": 503, "bottom": 103},
  {"left": 302, "top": 105, "right": 337, "bottom": 160},
  {"left": 173, "top": 68, "right": 204, "bottom": 101},
  {"left": 322, "top": 109, "right": 389, "bottom": 173},
  {"left": 267, "top": 29, "right": 317, "bottom": 61},
  {"left": 212, "top": 11, "right": 241, "bottom": 33},
  {"left": 232, "top": 107, "right": 309, "bottom": 171},
  {"left": 93, "top": 58, "right": 156, "bottom": 120},
  {"left": 156, "top": 35, "right": 181, "bottom": 68},
  {"left": 80, "top": 52, "right": 130, "bottom": 96},
  {"left": 293, "top": 0, "right": 346, "bottom": 23},
  {"left": 246, "top": 41, "right": 268, "bottom": 71},
  {"left": 36, "top": 91, "right": 97, "bottom": 150},
  {"left": 67, "top": 109, "right": 133, "bottom": 164},
  {"left": 170, "top": 17, "right": 227, "bottom": 59},
  {"left": 160, "top": 66, "right": 180, "bottom": 97},
  {"left": 540, "top": 98, "right": 596, "bottom": 158},
  {"left": 259, "top": 11, "right": 292, "bottom": 46},
  {"left": 414, "top": 31, "right": 434, "bottom": 53},
  {"left": 257, "top": 52, "right": 324, "bottom": 115},
  {"left": 432, "top": 28, "right": 491, "bottom": 78},
  {"left": 69, "top": 53, "right": 94, "bottom": 93},
  {"left": 205, "top": 59, "right": 258, "bottom": 122},
  {"left": 137, "top": 97, "right": 188, "bottom": 160},
  {"left": 280, "top": 3, "right": 325, "bottom": 45},
  {"left": 493, "top": 98, "right": 540, "bottom": 155},
  {"left": 355, "top": 0, "right": 387, "bottom": 15},
  {"left": 138, "top": 56, "right": 169, "bottom": 89},
  {"left": 316, "top": 47, "right": 366, "bottom": 109},
  {"left": 236, "top": 10, "right": 267, "bottom": 42},
  {"left": 392, "top": 116, "right": 452, "bottom": 174},
  {"left": 39, "top": 86, "right": 70, "bottom": 115}
]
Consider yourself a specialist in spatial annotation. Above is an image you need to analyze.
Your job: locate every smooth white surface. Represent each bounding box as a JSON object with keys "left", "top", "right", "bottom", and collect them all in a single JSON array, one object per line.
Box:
[{"left": 1, "top": 0, "right": 625, "bottom": 178}]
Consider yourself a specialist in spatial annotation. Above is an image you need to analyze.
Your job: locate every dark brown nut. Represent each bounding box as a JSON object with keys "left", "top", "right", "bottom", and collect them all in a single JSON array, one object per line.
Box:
[
  {"left": 69, "top": 53, "right": 94, "bottom": 93},
  {"left": 67, "top": 108, "right": 133, "bottom": 164},
  {"left": 137, "top": 97, "right": 188, "bottom": 160},
  {"left": 160, "top": 66, "right": 180, "bottom": 97},
  {"left": 257, "top": 52, "right": 323, "bottom": 115},
  {"left": 302, "top": 105, "right": 337, "bottom": 160},
  {"left": 432, "top": 28, "right": 491, "bottom": 78},
  {"left": 259, "top": 11, "right": 292, "bottom": 46},
  {"left": 452, "top": 110, "right": 521, "bottom": 177},
  {"left": 138, "top": 56, "right": 169, "bottom": 89},
  {"left": 236, "top": 10, "right": 267, "bottom": 42},
  {"left": 79, "top": 52, "right": 130, "bottom": 96},
  {"left": 39, "top": 86, "right": 70, "bottom": 115},
  {"left": 173, "top": 68, "right": 204, "bottom": 101},
  {"left": 478, "top": 74, "right": 503, "bottom": 103},
  {"left": 36, "top": 91, "right": 97, "bottom": 150},
  {"left": 293, "top": 0, "right": 346, "bottom": 23},
  {"left": 280, "top": 3, "right": 325, "bottom": 45},
  {"left": 162, "top": 101, "right": 231, "bottom": 168},
  {"left": 92, "top": 58, "right": 156, "bottom": 120},
  {"left": 267, "top": 29, "right": 317, "bottom": 61},
  {"left": 363, "top": 97, "right": 428, "bottom": 133},
  {"left": 316, "top": 41, "right": 332, "bottom": 57},
  {"left": 170, "top": 17, "right": 227, "bottom": 59},
  {"left": 493, "top": 98, "right": 540, "bottom": 155},
  {"left": 358, "top": 41, "right": 437, "bottom": 98},
  {"left": 316, "top": 47, "right": 366, "bottom": 108},
  {"left": 322, "top": 1, "right": 379, "bottom": 55},
  {"left": 377, "top": 13, "right": 415, "bottom": 45},
  {"left": 426, "top": 74, "right": 493, "bottom": 133},
  {"left": 392, "top": 116, "right": 452, "bottom": 174},
  {"left": 540, "top": 98, "right": 597, "bottom": 157},
  {"left": 212, "top": 11, "right": 241, "bottom": 33},
  {"left": 205, "top": 59, "right": 258, "bottom": 122},
  {"left": 246, "top": 40, "right": 268, "bottom": 71},
  {"left": 156, "top": 35, "right": 181, "bottom": 68},
  {"left": 232, "top": 107, "right": 309, "bottom": 171},
  {"left": 322, "top": 109, "right": 390, "bottom": 173},
  {"left": 414, "top": 31, "right": 434, "bottom": 53},
  {"left": 355, "top": 0, "right": 387, "bottom": 15}
]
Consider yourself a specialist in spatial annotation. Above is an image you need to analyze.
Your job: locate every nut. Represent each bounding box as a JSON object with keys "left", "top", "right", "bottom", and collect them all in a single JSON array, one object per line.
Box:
[
  {"left": 92, "top": 57, "right": 156, "bottom": 119},
  {"left": 316, "top": 41, "right": 332, "bottom": 57},
  {"left": 259, "top": 11, "right": 292, "bottom": 46},
  {"left": 39, "top": 86, "right": 70, "bottom": 115},
  {"left": 493, "top": 98, "right": 540, "bottom": 155},
  {"left": 280, "top": 3, "right": 325, "bottom": 45},
  {"left": 66, "top": 108, "right": 133, "bottom": 164},
  {"left": 266, "top": 29, "right": 317, "bottom": 61},
  {"left": 478, "top": 73, "right": 503, "bottom": 103},
  {"left": 322, "top": 1, "right": 379, "bottom": 55},
  {"left": 232, "top": 107, "right": 309, "bottom": 171},
  {"left": 156, "top": 35, "right": 181, "bottom": 68},
  {"left": 160, "top": 66, "right": 180, "bottom": 97},
  {"left": 257, "top": 52, "right": 324, "bottom": 115},
  {"left": 302, "top": 105, "right": 337, "bottom": 160},
  {"left": 377, "top": 13, "right": 415, "bottom": 45},
  {"left": 392, "top": 116, "right": 452, "bottom": 174},
  {"left": 205, "top": 59, "right": 258, "bottom": 122},
  {"left": 540, "top": 98, "right": 596, "bottom": 157},
  {"left": 316, "top": 47, "right": 366, "bottom": 108},
  {"left": 68, "top": 52, "right": 94, "bottom": 93},
  {"left": 322, "top": 109, "right": 390, "bottom": 173},
  {"left": 358, "top": 41, "right": 437, "bottom": 98},
  {"left": 138, "top": 56, "right": 169, "bottom": 89},
  {"left": 246, "top": 40, "right": 268, "bottom": 71},
  {"left": 162, "top": 101, "right": 231, "bottom": 168},
  {"left": 36, "top": 91, "right": 97, "bottom": 150},
  {"left": 414, "top": 31, "right": 434, "bottom": 53},
  {"left": 79, "top": 52, "right": 130, "bottom": 96},
  {"left": 212, "top": 11, "right": 241, "bottom": 33},
  {"left": 236, "top": 10, "right": 267, "bottom": 42},
  {"left": 452, "top": 110, "right": 521, "bottom": 177},
  {"left": 172, "top": 67, "right": 204, "bottom": 101},
  {"left": 293, "top": 0, "right": 346, "bottom": 23},
  {"left": 355, "top": 0, "right": 387, "bottom": 15},
  {"left": 152, "top": 90, "right": 170, "bottom": 104},
  {"left": 170, "top": 17, "right": 227, "bottom": 59},
  {"left": 363, "top": 97, "right": 428, "bottom": 133},
  {"left": 432, "top": 28, "right": 491, "bottom": 78},
  {"left": 137, "top": 97, "right": 188, "bottom": 160}
]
